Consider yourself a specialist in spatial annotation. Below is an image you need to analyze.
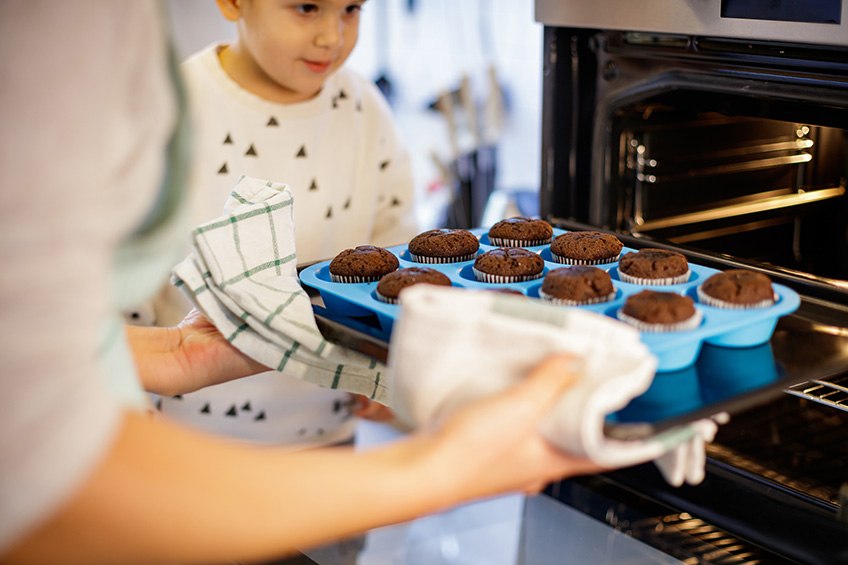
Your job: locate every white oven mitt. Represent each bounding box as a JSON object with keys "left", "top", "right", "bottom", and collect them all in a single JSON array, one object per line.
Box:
[
  {"left": 389, "top": 285, "right": 727, "bottom": 486},
  {"left": 171, "top": 175, "right": 389, "bottom": 403}
]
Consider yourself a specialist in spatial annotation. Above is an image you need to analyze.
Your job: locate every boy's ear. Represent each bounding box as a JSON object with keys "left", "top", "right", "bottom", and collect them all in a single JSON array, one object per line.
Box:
[{"left": 216, "top": 0, "right": 241, "bottom": 22}]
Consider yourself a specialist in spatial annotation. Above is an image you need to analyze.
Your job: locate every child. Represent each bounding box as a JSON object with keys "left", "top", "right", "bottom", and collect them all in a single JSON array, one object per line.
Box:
[{"left": 154, "top": 0, "right": 420, "bottom": 446}]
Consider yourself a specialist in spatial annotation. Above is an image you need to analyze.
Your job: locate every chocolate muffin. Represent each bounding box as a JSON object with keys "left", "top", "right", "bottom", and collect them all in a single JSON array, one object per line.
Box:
[
  {"left": 328, "top": 246, "right": 399, "bottom": 283},
  {"left": 487, "top": 217, "right": 553, "bottom": 247},
  {"left": 698, "top": 269, "right": 776, "bottom": 309},
  {"left": 407, "top": 228, "right": 479, "bottom": 263},
  {"left": 473, "top": 247, "right": 545, "bottom": 283},
  {"left": 538, "top": 266, "right": 616, "bottom": 305},
  {"left": 617, "top": 248, "right": 690, "bottom": 285},
  {"left": 375, "top": 267, "right": 452, "bottom": 304},
  {"left": 618, "top": 290, "right": 701, "bottom": 332},
  {"left": 550, "top": 231, "right": 623, "bottom": 265}
]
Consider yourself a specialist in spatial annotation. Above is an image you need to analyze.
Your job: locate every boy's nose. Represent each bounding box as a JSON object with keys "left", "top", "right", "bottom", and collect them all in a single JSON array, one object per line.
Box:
[{"left": 315, "top": 14, "right": 344, "bottom": 48}]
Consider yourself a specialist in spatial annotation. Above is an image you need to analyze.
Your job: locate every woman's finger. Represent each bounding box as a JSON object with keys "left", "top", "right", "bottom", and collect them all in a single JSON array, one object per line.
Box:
[{"left": 508, "top": 353, "right": 582, "bottom": 416}]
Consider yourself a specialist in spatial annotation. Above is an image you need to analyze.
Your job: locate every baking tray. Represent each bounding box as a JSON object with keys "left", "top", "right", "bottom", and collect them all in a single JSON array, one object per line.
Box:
[{"left": 299, "top": 228, "right": 800, "bottom": 371}]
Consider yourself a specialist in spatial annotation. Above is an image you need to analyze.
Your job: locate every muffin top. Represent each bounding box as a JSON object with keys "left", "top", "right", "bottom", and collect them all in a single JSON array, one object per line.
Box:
[
  {"left": 541, "top": 266, "right": 614, "bottom": 302},
  {"left": 474, "top": 247, "right": 545, "bottom": 276},
  {"left": 329, "top": 246, "right": 399, "bottom": 278},
  {"left": 551, "top": 231, "right": 623, "bottom": 262},
  {"left": 487, "top": 217, "right": 553, "bottom": 243},
  {"left": 376, "top": 267, "right": 452, "bottom": 299},
  {"left": 618, "top": 248, "right": 688, "bottom": 279},
  {"left": 700, "top": 269, "right": 774, "bottom": 304},
  {"left": 621, "top": 290, "right": 696, "bottom": 325},
  {"left": 408, "top": 228, "right": 479, "bottom": 258}
]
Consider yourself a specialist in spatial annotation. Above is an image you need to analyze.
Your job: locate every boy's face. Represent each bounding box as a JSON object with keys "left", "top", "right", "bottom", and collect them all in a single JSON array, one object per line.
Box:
[{"left": 223, "top": 0, "right": 366, "bottom": 103}]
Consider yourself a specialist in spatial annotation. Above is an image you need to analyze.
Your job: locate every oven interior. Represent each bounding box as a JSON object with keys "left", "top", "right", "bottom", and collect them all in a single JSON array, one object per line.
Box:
[
  {"left": 541, "top": 29, "right": 848, "bottom": 282},
  {"left": 611, "top": 107, "right": 846, "bottom": 277}
]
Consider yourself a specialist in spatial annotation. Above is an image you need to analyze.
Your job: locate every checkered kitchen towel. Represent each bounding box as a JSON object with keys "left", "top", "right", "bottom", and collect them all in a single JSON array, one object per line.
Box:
[{"left": 171, "top": 176, "right": 388, "bottom": 403}]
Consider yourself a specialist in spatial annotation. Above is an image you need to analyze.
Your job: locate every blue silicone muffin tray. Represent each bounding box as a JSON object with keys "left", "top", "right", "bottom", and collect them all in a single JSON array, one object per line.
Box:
[{"left": 299, "top": 228, "right": 800, "bottom": 371}]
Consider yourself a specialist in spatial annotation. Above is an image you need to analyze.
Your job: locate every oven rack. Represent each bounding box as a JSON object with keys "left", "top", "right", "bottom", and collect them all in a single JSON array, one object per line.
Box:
[{"left": 784, "top": 375, "right": 848, "bottom": 413}]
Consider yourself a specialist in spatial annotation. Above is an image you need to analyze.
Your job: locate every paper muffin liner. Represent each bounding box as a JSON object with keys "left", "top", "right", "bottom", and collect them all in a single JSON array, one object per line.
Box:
[
  {"left": 472, "top": 266, "right": 544, "bottom": 284},
  {"left": 616, "top": 308, "right": 704, "bottom": 333},
  {"left": 538, "top": 288, "right": 617, "bottom": 306},
  {"left": 550, "top": 252, "right": 621, "bottom": 266},
  {"left": 408, "top": 251, "right": 477, "bottom": 264},
  {"left": 330, "top": 273, "right": 383, "bottom": 284},
  {"left": 696, "top": 286, "right": 777, "bottom": 310},
  {"left": 374, "top": 290, "right": 399, "bottom": 304},
  {"left": 488, "top": 236, "right": 551, "bottom": 247},
  {"left": 618, "top": 269, "right": 691, "bottom": 286}
]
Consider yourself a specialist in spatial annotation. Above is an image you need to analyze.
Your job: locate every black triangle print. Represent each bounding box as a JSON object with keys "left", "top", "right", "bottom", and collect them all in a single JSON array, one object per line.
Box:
[
  {"left": 391, "top": 197, "right": 401, "bottom": 207},
  {"left": 245, "top": 144, "right": 257, "bottom": 157},
  {"left": 316, "top": 428, "right": 325, "bottom": 436},
  {"left": 326, "top": 206, "right": 332, "bottom": 219},
  {"left": 217, "top": 162, "right": 228, "bottom": 175},
  {"left": 298, "top": 428, "right": 307, "bottom": 436},
  {"left": 155, "top": 398, "right": 162, "bottom": 411},
  {"left": 200, "top": 403, "right": 211, "bottom": 414},
  {"left": 380, "top": 160, "right": 391, "bottom": 170},
  {"left": 343, "top": 198, "right": 351, "bottom": 209},
  {"left": 267, "top": 116, "right": 279, "bottom": 127},
  {"left": 296, "top": 145, "right": 307, "bottom": 158},
  {"left": 333, "top": 400, "right": 342, "bottom": 413},
  {"left": 254, "top": 411, "right": 266, "bottom": 421},
  {"left": 173, "top": 395, "right": 183, "bottom": 400},
  {"left": 241, "top": 401, "right": 252, "bottom": 412},
  {"left": 332, "top": 98, "right": 338, "bottom": 109},
  {"left": 223, "top": 133, "right": 233, "bottom": 144},
  {"left": 339, "top": 89, "right": 347, "bottom": 99},
  {"left": 309, "top": 178, "right": 318, "bottom": 191},
  {"left": 225, "top": 404, "right": 238, "bottom": 417}
]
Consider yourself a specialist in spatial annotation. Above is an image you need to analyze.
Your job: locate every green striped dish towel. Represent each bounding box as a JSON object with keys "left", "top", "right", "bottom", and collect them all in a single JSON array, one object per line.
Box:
[
  {"left": 388, "top": 285, "right": 726, "bottom": 486},
  {"left": 172, "top": 176, "right": 388, "bottom": 404}
]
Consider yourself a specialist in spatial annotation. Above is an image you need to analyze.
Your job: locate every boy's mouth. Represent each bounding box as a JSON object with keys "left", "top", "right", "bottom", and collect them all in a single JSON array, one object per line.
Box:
[{"left": 303, "top": 59, "right": 332, "bottom": 74}]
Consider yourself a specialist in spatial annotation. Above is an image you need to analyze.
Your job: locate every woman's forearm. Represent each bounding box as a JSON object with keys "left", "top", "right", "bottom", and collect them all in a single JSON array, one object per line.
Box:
[{"left": 3, "top": 410, "right": 455, "bottom": 565}]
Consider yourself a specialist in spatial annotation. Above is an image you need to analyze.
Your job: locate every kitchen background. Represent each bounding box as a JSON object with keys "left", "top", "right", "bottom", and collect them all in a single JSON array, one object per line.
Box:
[{"left": 166, "top": 0, "right": 545, "bottom": 230}]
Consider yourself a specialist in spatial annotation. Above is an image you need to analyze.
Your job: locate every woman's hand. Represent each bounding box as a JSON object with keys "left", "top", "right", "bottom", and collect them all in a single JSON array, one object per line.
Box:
[
  {"left": 127, "top": 309, "right": 269, "bottom": 396},
  {"left": 425, "top": 354, "right": 606, "bottom": 499}
]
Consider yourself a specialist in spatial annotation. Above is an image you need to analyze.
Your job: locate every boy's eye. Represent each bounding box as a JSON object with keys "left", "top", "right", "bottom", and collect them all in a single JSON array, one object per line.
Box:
[
  {"left": 295, "top": 4, "right": 318, "bottom": 15},
  {"left": 345, "top": 3, "right": 364, "bottom": 15}
]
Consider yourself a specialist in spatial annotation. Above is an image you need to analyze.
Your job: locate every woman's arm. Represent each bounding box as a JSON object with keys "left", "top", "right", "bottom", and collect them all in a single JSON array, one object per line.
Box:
[
  {"left": 4, "top": 355, "right": 602, "bottom": 565},
  {"left": 127, "top": 308, "right": 269, "bottom": 396}
]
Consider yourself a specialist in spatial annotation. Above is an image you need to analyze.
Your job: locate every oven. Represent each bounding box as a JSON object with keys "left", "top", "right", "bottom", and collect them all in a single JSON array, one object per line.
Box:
[{"left": 535, "top": 1, "right": 848, "bottom": 563}]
